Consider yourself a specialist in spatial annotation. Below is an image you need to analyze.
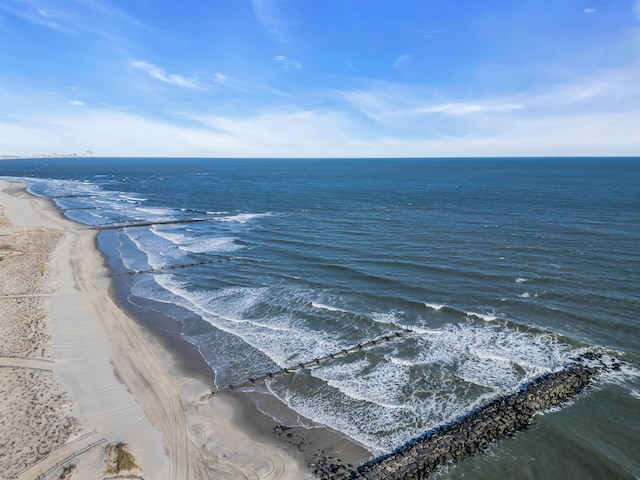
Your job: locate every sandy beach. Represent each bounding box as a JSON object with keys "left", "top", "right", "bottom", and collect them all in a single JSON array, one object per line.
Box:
[{"left": 0, "top": 179, "right": 315, "bottom": 479}]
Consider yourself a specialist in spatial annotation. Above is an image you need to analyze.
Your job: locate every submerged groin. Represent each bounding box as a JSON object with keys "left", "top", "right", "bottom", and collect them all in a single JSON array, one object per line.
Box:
[{"left": 313, "top": 352, "right": 619, "bottom": 480}]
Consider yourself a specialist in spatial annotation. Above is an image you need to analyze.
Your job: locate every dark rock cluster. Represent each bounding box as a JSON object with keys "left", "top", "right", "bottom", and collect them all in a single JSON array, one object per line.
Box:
[{"left": 312, "top": 352, "right": 619, "bottom": 480}]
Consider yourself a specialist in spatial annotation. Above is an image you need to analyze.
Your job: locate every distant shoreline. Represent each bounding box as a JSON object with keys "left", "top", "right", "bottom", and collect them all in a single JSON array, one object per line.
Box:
[
  {"left": 0, "top": 152, "right": 93, "bottom": 160},
  {"left": 1, "top": 155, "right": 638, "bottom": 161}
]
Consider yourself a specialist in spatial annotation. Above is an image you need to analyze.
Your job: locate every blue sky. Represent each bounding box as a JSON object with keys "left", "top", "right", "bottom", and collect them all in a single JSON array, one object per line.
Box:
[{"left": 1, "top": 0, "right": 639, "bottom": 157}]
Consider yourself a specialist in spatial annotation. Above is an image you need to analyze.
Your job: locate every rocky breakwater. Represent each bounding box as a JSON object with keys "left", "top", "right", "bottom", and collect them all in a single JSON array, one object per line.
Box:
[{"left": 313, "top": 352, "right": 620, "bottom": 480}]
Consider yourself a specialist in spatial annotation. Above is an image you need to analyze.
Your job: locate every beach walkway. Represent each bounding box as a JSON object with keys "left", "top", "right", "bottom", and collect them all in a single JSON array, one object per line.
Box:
[
  {"left": 0, "top": 355, "right": 54, "bottom": 371},
  {"left": 13, "top": 431, "right": 106, "bottom": 480}
]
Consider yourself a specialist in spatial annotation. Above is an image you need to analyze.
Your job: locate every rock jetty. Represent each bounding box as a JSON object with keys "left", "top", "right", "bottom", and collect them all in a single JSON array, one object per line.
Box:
[{"left": 312, "top": 352, "right": 619, "bottom": 479}]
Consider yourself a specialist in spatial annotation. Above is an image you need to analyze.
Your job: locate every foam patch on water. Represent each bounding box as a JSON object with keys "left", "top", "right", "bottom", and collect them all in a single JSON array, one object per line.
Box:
[
  {"left": 136, "top": 206, "right": 173, "bottom": 216},
  {"left": 180, "top": 237, "right": 240, "bottom": 254},
  {"left": 425, "top": 302, "right": 446, "bottom": 311},
  {"left": 125, "top": 228, "right": 184, "bottom": 270},
  {"left": 464, "top": 310, "right": 501, "bottom": 322},
  {"left": 409, "top": 323, "right": 571, "bottom": 379},
  {"left": 150, "top": 278, "right": 347, "bottom": 370},
  {"left": 312, "top": 302, "right": 349, "bottom": 313},
  {"left": 215, "top": 213, "right": 272, "bottom": 223},
  {"left": 595, "top": 357, "right": 640, "bottom": 400},
  {"left": 312, "top": 358, "right": 414, "bottom": 410},
  {"left": 151, "top": 226, "right": 241, "bottom": 254},
  {"left": 267, "top": 318, "right": 578, "bottom": 454},
  {"left": 120, "top": 193, "right": 147, "bottom": 202},
  {"left": 370, "top": 311, "right": 408, "bottom": 329},
  {"left": 151, "top": 227, "right": 189, "bottom": 245}
]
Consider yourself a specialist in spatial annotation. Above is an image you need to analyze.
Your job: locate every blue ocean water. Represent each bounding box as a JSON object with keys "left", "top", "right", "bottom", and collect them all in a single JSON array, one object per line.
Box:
[{"left": 2, "top": 157, "right": 639, "bottom": 478}]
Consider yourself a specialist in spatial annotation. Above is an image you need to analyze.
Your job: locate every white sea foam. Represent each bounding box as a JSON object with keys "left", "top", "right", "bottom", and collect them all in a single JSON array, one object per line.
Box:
[
  {"left": 262, "top": 310, "right": 578, "bottom": 453},
  {"left": 125, "top": 229, "right": 169, "bottom": 270},
  {"left": 406, "top": 323, "right": 569, "bottom": 383},
  {"left": 151, "top": 227, "right": 189, "bottom": 245},
  {"left": 112, "top": 214, "right": 585, "bottom": 453},
  {"left": 119, "top": 194, "right": 147, "bottom": 202},
  {"left": 180, "top": 237, "right": 240, "bottom": 254},
  {"left": 312, "top": 302, "right": 349, "bottom": 313},
  {"left": 136, "top": 206, "right": 173, "bottom": 216},
  {"left": 150, "top": 226, "right": 241, "bottom": 254},
  {"left": 215, "top": 213, "right": 272, "bottom": 223},
  {"left": 149, "top": 278, "right": 343, "bottom": 368},
  {"left": 518, "top": 292, "right": 531, "bottom": 298},
  {"left": 369, "top": 311, "right": 407, "bottom": 329},
  {"left": 464, "top": 310, "right": 501, "bottom": 322},
  {"left": 424, "top": 302, "right": 446, "bottom": 311},
  {"left": 515, "top": 277, "right": 527, "bottom": 283}
]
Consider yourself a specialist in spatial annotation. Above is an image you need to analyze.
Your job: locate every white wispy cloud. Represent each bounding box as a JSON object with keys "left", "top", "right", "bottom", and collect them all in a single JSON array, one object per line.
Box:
[
  {"left": 273, "top": 55, "right": 302, "bottom": 69},
  {"left": 2, "top": 102, "right": 638, "bottom": 158},
  {"left": 0, "top": 0, "right": 142, "bottom": 38},
  {"left": 213, "top": 72, "right": 251, "bottom": 92},
  {"left": 0, "top": 1, "right": 67, "bottom": 31},
  {"left": 213, "top": 72, "right": 290, "bottom": 97},
  {"left": 130, "top": 60, "right": 201, "bottom": 89},
  {"left": 393, "top": 54, "right": 412, "bottom": 74},
  {"left": 2, "top": 60, "right": 640, "bottom": 158},
  {"left": 414, "top": 102, "right": 524, "bottom": 115},
  {"left": 583, "top": 8, "right": 596, "bottom": 14},
  {"left": 253, "top": 0, "right": 286, "bottom": 42},
  {"left": 69, "top": 100, "right": 85, "bottom": 106}
]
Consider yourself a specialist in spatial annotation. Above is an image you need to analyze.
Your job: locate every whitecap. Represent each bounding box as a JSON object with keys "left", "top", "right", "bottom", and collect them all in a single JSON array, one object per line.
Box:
[
  {"left": 136, "top": 206, "right": 173, "bottom": 216},
  {"left": 424, "top": 302, "right": 446, "bottom": 311},
  {"left": 312, "top": 302, "right": 349, "bottom": 313},
  {"left": 464, "top": 311, "right": 500, "bottom": 322},
  {"left": 215, "top": 213, "right": 272, "bottom": 223}
]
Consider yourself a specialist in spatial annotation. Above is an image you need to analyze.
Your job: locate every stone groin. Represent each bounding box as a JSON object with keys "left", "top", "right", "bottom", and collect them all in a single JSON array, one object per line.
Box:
[
  {"left": 108, "top": 256, "right": 240, "bottom": 277},
  {"left": 95, "top": 217, "right": 215, "bottom": 230},
  {"left": 208, "top": 331, "right": 409, "bottom": 397},
  {"left": 312, "top": 352, "right": 620, "bottom": 480}
]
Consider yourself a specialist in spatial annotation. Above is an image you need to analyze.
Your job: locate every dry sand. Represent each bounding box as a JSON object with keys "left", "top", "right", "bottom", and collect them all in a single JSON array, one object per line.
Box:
[{"left": 0, "top": 180, "right": 314, "bottom": 479}]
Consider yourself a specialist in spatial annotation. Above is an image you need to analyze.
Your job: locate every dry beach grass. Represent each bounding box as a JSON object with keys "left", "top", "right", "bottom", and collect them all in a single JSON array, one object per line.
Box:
[{"left": 0, "top": 213, "right": 81, "bottom": 474}]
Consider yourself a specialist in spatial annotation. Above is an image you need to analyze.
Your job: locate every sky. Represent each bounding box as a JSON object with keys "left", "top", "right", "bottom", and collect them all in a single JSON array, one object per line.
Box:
[{"left": 1, "top": 0, "right": 639, "bottom": 158}]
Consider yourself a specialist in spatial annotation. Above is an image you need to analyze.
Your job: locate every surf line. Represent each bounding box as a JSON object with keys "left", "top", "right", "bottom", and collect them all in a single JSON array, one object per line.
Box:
[
  {"left": 94, "top": 217, "right": 218, "bottom": 230},
  {"left": 107, "top": 257, "right": 241, "bottom": 277},
  {"left": 48, "top": 194, "right": 100, "bottom": 199},
  {"left": 313, "top": 352, "right": 622, "bottom": 480},
  {"left": 206, "top": 329, "right": 412, "bottom": 398}
]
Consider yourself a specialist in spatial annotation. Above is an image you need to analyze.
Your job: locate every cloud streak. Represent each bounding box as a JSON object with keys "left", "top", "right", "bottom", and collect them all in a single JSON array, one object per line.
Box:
[
  {"left": 130, "top": 60, "right": 201, "bottom": 89},
  {"left": 413, "top": 102, "right": 524, "bottom": 116},
  {"left": 253, "top": 0, "right": 286, "bottom": 41},
  {"left": 2, "top": 0, "right": 639, "bottom": 160},
  {"left": 0, "top": 1, "right": 68, "bottom": 31},
  {"left": 273, "top": 56, "right": 303, "bottom": 69},
  {"left": 2, "top": 68, "right": 639, "bottom": 158},
  {"left": 393, "top": 54, "right": 412, "bottom": 75}
]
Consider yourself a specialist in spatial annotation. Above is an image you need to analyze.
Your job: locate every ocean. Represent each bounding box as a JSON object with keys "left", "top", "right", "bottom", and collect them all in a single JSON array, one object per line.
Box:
[{"left": 2, "top": 157, "right": 639, "bottom": 478}]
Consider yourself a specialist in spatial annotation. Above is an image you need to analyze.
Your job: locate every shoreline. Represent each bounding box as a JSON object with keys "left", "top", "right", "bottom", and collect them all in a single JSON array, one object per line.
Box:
[
  {"left": 0, "top": 179, "right": 321, "bottom": 479},
  {"left": 103, "top": 232, "right": 372, "bottom": 469}
]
